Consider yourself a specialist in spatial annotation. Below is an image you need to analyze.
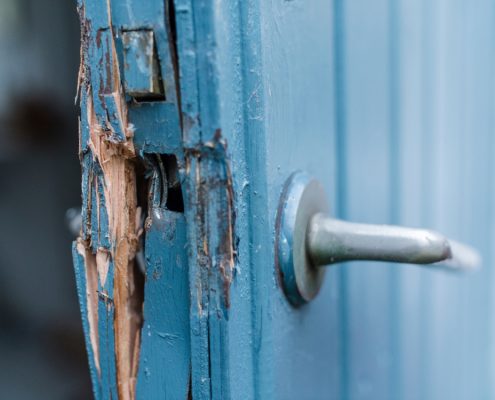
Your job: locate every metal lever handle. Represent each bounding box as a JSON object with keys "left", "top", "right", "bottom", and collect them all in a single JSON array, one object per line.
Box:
[
  {"left": 307, "top": 213, "right": 480, "bottom": 270},
  {"left": 276, "top": 172, "right": 482, "bottom": 306}
]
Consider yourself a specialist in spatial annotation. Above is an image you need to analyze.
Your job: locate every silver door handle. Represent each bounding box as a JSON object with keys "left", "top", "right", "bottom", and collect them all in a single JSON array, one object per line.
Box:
[
  {"left": 307, "top": 214, "right": 480, "bottom": 269},
  {"left": 275, "top": 172, "right": 481, "bottom": 306}
]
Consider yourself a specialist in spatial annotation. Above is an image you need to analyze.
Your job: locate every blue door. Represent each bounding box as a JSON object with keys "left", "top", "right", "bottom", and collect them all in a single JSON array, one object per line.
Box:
[{"left": 74, "top": 0, "right": 495, "bottom": 399}]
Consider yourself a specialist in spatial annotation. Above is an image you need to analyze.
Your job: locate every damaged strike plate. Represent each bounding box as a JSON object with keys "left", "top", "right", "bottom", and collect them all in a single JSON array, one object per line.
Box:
[{"left": 122, "top": 30, "right": 164, "bottom": 100}]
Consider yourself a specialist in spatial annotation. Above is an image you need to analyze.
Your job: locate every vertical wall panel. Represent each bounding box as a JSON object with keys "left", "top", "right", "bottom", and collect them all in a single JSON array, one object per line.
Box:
[
  {"left": 458, "top": 1, "right": 495, "bottom": 397},
  {"left": 339, "top": 1, "right": 395, "bottom": 399},
  {"left": 394, "top": 0, "right": 495, "bottom": 398},
  {"left": 424, "top": 1, "right": 465, "bottom": 397},
  {"left": 340, "top": 1, "right": 495, "bottom": 399},
  {"left": 396, "top": 0, "right": 426, "bottom": 398},
  {"left": 249, "top": 1, "right": 341, "bottom": 398}
]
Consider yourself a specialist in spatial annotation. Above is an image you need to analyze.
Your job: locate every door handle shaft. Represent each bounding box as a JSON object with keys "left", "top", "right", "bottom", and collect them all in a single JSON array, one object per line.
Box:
[{"left": 307, "top": 213, "right": 480, "bottom": 271}]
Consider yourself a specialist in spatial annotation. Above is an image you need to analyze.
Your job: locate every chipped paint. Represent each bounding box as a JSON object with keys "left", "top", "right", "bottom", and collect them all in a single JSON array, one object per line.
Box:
[
  {"left": 187, "top": 133, "right": 236, "bottom": 310},
  {"left": 85, "top": 58, "right": 141, "bottom": 400},
  {"left": 76, "top": 240, "right": 101, "bottom": 375},
  {"left": 75, "top": 0, "right": 238, "bottom": 398},
  {"left": 182, "top": 135, "right": 237, "bottom": 399},
  {"left": 172, "top": 1, "right": 242, "bottom": 397},
  {"left": 76, "top": 3, "right": 143, "bottom": 399}
]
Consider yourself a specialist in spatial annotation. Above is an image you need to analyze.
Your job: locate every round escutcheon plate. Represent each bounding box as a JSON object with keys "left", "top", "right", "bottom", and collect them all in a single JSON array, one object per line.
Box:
[{"left": 275, "top": 171, "right": 330, "bottom": 306}]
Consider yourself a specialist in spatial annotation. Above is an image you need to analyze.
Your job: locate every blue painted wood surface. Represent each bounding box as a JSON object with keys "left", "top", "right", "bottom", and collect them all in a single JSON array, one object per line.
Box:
[
  {"left": 203, "top": 0, "right": 495, "bottom": 398},
  {"left": 75, "top": 0, "right": 191, "bottom": 399},
  {"left": 136, "top": 209, "right": 190, "bottom": 399},
  {"left": 74, "top": 0, "right": 495, "bottom": 399}
]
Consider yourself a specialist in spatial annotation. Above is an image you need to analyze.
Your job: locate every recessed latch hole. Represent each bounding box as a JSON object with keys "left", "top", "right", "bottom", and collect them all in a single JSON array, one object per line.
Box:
[{"left": 144, "top": 153, "right": 184, "bottom": 213}]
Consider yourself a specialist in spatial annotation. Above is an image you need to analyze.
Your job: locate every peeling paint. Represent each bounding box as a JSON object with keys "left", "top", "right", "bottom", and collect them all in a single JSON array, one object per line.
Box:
[
  {"left": 77, "top": 4, "right": 143, "bottom": 398},
  {"left": 189, "top": 133, "right": 236, "bottom": 310},
  {"left": 75, "top": 1, "right": 238, "bottom": 398},
  {"left": 76, "top": 239, "right": 101, "bottom": 375},
  {"left": 86, "top": 84, "right": 141, "bottom": 400},
  {"left": 76, "top": 4, "right": 90, "bottom": 107},
  {"left": 183, "top": 133, "right": 237, "bottom": 398}
]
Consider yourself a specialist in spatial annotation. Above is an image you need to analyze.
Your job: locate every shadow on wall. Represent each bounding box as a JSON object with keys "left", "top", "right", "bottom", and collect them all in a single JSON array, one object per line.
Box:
[{"left": 0, "top": 1, "right": 92, "bottom": 398}]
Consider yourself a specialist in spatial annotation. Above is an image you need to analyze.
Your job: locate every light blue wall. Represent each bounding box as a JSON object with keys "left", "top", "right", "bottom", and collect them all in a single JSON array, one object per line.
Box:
[{"left": 234, "top": 0, "right": 495, "bottom": 398}]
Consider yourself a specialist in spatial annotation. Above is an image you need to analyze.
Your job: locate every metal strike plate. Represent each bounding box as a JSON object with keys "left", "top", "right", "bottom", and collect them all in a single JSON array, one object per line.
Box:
[{"left": 122, "top": 30, "right": 164, "bottom": 99}]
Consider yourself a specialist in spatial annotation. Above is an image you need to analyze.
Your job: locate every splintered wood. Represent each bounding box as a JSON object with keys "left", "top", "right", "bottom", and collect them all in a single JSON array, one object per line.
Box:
[{"left": 77, "top": 12, "right": 143, "bottom": 398}]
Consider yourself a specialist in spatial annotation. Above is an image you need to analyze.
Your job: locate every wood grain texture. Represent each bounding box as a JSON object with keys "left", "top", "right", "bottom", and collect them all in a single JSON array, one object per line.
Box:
[{"left": 75, "top": 0, "right": 190, "bottom": 399}]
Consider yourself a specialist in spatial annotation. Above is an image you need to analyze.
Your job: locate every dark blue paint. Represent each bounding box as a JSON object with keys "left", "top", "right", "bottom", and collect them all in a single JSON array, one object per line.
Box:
[
  {"left": 136, "top": 209, "right": 190, "bottom": 399},
  {"left": 72, "top": 244, "right": 102, "bottom": 400},
  {"left": 130, "top": 103, "right": 182, "bottom": 155},
  {"left": 97, "top": 259, "right": 118, "bottom": 400},
  {"left": 75, "top": 0, "right": 190, "bottom": 399},
  {"left": 121, "top": 31, "right": 161, "bottom": 97}
]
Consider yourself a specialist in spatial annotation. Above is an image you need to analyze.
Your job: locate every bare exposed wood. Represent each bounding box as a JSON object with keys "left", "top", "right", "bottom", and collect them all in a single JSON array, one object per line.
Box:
[{"left": 78, "top": 18, "right": 143, "bottom": 398}]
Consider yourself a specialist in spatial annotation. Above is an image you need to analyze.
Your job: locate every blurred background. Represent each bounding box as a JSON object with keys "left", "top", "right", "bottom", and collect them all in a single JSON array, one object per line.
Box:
[{"left": 0, "top": 0, "right": 91, "bottom": 398}]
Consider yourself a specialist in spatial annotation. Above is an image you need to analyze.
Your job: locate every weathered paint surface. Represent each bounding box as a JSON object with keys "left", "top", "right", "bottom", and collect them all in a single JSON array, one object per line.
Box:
[
  {"left": 74, "top": 0, "right": 238, "bottom": 398},
  {"left": 136, "top": 207, "right": 190, "bottom": 400},
  {"left": 174, "top": 2, "right": 239, "bottom": 398},
  {"left": 121, "top": 30, "right": 164, "bottom": 99},
  {"left": 74, "top": 0, "right": 191, "bottom": 398},
  {"left": 74, "top": 1, "right": 495, "bottom": 399},
  {"left": 75, "top": 0, "right": 337, "bottom": 398}
]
